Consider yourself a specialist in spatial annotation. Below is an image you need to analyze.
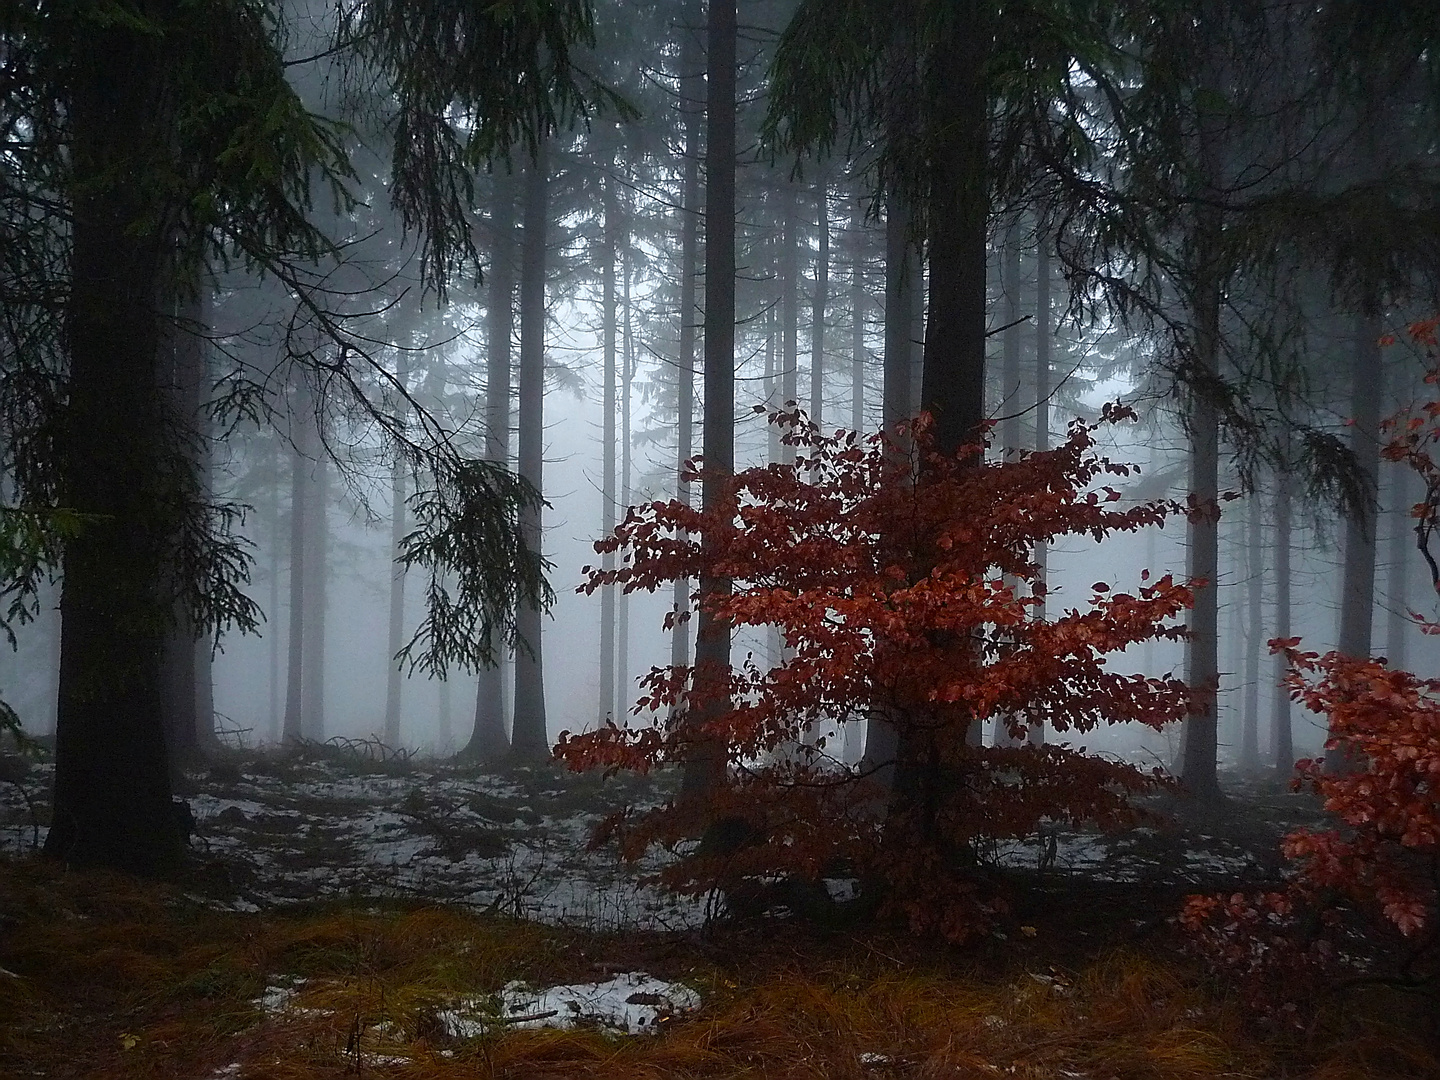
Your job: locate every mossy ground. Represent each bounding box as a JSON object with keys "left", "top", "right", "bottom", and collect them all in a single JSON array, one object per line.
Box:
[{"left": 1, "top": 855, "right": 1435, "bottom": 1080}]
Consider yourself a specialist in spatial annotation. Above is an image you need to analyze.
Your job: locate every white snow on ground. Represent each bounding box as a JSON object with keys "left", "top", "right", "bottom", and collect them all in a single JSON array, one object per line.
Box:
[{"left": 438, "top": 972, "right": 701, "bottom": 1037}]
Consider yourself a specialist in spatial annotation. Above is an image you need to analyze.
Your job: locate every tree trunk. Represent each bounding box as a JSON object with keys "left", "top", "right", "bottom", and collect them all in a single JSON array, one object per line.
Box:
[
  {"left": 809, "top": 180, "right": 829, "bottom": 432},
  {"left": 268, "top": 439, "right": 281, "bottom": 742},
  {"left": 996, "top": 225, "right": 1024, "bottom": 748},
  {"left": 1385, "top": 463, "right": 1412, "bottom": 672},
  {"left": 670, "top": 35, "right": 701, "bottom": 697},
  {"left": 619, "top": 241, "right": 635, "bottom": 720},
  {"left": 682, "top": 0, "right": 736, "bottom": 796},
  {"left": 850, "top": 195, "right": 865, "bottom": 437},
  {"left": 599, "top": 179, "right": 618, "bottom": 725},
  {"left": 1326, "top": 311, "right": 1382, "bottom": 772},
  {"left": 1271, "top": 459, "right": 1294, "bottom": 773},
  {"left": 1029, "top": 226, "right": 1048, "bottom": 747},
  {"left": 781, "top": 182, "right": 799, "bottom": 466},
  {"left": 465, "top": 176, "right": 515, "bottom": 764},
  {"left": 301, "top": 449, "right": 328, "bottom": 741},
  {"left": 1240, "top": 491, "right": 1262, "bottom": 771},
  {"left": 46, "top": 23, "right": 182, "bottom": 871},
  {"left": 383, "top": 356, "right": 409, "bottom": 748},
  {"left": 282, "top": 375, "right": 310, "bottom": 744},
  {"left": 511, "top": 144, "right": 551, "bottom": 763}
]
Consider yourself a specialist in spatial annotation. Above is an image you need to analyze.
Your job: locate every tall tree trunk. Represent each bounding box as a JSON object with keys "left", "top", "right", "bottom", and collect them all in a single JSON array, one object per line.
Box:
[
  {"left": 850, "top": 195, "right": 865, "bottom": 437},
  {"left": 46, "top": 24, "right": 181, "bottom": 870},
  {"left": 282, "top": 375, "right": 310, "bottom": 744},
  {"left": 1271, "top": 459, "right": 1294, "bottom": 773},
  {"left": 438, "top": 675, "right": 452, "bottom": 748},
  {"left": 682, "top": 0, "right": 736, "bottom": 796},
  {"left": 1029, "top": 226, "right": 1049, "bottom": 747},
  {"left": 619, "top": 241, "right": 634, "bottom": 721},
  {"left": 1386, "top": 463, "right": 1412, "bottom": 672},
  {"left": 599, "top": 179, "right": 618, "bottom": 725},
  {"left": 1240, "top": 491, "right": 1262, "bottom": 771},
  {"left": 781, "top": 183, "right": 799, "bottom": 467},
  {"left": 1176, "top": 225, "right": 1223, "bottom": 801},
  {"left": 809, "top": 180, "right": 829, "bottom": 432},
  {"left": 383, "top": 356, "right": 409, "bottom": 748},
  {"left": 511, "top": 144, "right": 551, "bottom": 763},
  {"left": 301, "top": 449, "right": 328, "bottom": 741},
  {"left": 671, "top": 38, "right": 701, "bottom": 696},
  {"left": 268, "top": 439, "right": 281, "bottom": 742},
  {"left": 996, "top": 226, "right": 1024, "bottom": 748},
  {"left": 466, "top": 176, "right": 516, "bottom": 764},
  {"left": 1326, "top": 311, "right": 1382, "bottom": 772}
]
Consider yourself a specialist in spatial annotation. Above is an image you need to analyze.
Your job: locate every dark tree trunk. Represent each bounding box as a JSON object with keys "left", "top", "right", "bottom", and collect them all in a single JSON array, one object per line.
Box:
[
  {"left": 301, "top": 450, "right": 328, "bottom": 741},
  {"left": 1271, "top": 459, "right": 1294, "bottom": 773},
  {"left": 281, "top": 373, "right": 311, "bottom": 744},
  {"left": 809, "top": 180, "right": 829, "bottom": 432},
  {"left": 383, "top": 356, "right": 409, "bottom": 748},
  {"left": 1240, "top": 492, "right": 1262, "bottom": 771},
  {"left": 781, "top": 182, "right": 799, "bottom": 466},
  {"left": 511, "top": 144, "right": 551, "bottom": 763},
  {"left": 268, "top": 439, "right": 281, "bottom": 742},
  {"left": 996, "top": 226, "right": 1024, "bottom": 748},
  {"left": 850, "top": 195, "right": 865, "bottom": 437},
  {"left": 46, "top": 20, "right": 182, "bottom": 872},
  {"left": 670, "top": 28, "right": 701, "bottom": 697},
  {"left": 881, "top": 196, "right": 916, "bottom": 439},
  {"left": 1385, "top": 463, "right": 1412, "bottom": 672},
  {"left": 1326, "top": 311, "right": 1382, "bottom": 772},
  {"left": 619, "top": 242, "right": 635, "bottom": 720},
  {"left": 599, "top": 178, "right": 618, "bottom": 725},
  {"left": 682, "top": 0, "right": 736, "bottom": 796},
  {"left": 465, "top": 176, "right": 516, "bottom": 764},
  {"left": 1028, "top": 226, "right": 1049, "bottom": 747}
]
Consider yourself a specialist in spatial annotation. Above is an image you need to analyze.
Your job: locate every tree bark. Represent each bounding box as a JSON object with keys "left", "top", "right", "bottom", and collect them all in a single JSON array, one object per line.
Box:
[
  {"left": 600, "top": 178, "right": 618, "bottom": 725},
  {"left": 1240, "top": 491, "right": 1262, "bottom": 771},
  {"left": 383, "top": 356, "right": 410, "bottom": 748},
  {"left": 619, "top": 240, "right": 635, "bottom": 720},
  {"left": 850, "top": 195, "right": 866, "bottom": 437},
  {"left": 1326, "top": 311, "right": 1382, "bottom": 773},
  {"left": 511, "top": 144, "right": 551, "bottom": 763},
  {"left": 465, "top": 175, "right": 515, "bottom": 764},
  {"left": 282, "top": 376, "right": 309, "bottom": 744},
  {"left": 809, "top": 179, "right": 829, "bottom": 432},
  {"left": 1271, "top": 459, "right": 1294, "bottom": 773},
  {"left": 781, "top": 182, "right": 799, "bottom": 467},
  {"left": 301, "top": 448, "right": 328, "bottom": 741},
  {"left": 1385, "top": 463, "right": 1412, "bottom": 672},
  {"left": 46, "top": 19, "right": 182, "bottom": 870},
  {"left": 1029, "top": 226, "right": 1048, "bottom": 747},
  {"left": 268, "top": 439, "right": 281, "bottom": 742},
  {"left": 682, "top": 0, "right": 736, "bottom": 796}
]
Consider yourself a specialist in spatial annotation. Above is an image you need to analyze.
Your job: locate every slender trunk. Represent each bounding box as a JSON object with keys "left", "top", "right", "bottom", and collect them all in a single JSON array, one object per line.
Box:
[
  {"left": 1386, "top": 463, "right": 1412, "bottom": 671},
  {"left": 881, "top": 196, "right": 914, "bottom": 438},
  {"left": 268, "top": 440, "right": 280, "bottom": 742},
  {"left": 511, "top": 144, "right": 550, "bottom": 763},
  {"left": 619, "top": 242, "right": 634, "bottom": 720},
  {"left": 600, "top": 179, "right": 618, "bottom": 724},
  {"left": 1271, "top": 460, "right": 1294, "bottom": 773},
  {"left": 850, "top": 197, "right": 866, "bottom": 435},
  {"left": 466, "top": 177, "right": 515, "bottom": 763},
  {"left": 282, "top": 377, "right": 309, "bottom": 743},
  {"left": 301, "top": 450, "right": 327, "bottom": 741},
  {"left": 1029, "top": 227, "right": 1048, "bottom": 747},
  {"left": 1177, "top": 229, "right": 1223, "bottom": 801},
  {"left": 1240, "top": 491, "right": 1262, "bottom": 771},
  {"left": 437, "top": 675, "right": 452, "bottom": 748},
  {"left": 996, "top": 226, "right": 1024, "bottom": 748},
  {"left": 810, "top": 180, "right": 829, "bottom": 432},
  {"left": 383, "top": 356, "right": 409, "bottom": 748},
  {"left": 1326, "top": 311, "right": 1382, "bottom": 772},
  {"left": 47, "top": 23, "right": 179, "bottom": 870},
  {"left": 781, "top": 183, "right": 799, "bottom": 466},
  {"left": 671, "top": 37, "right": 701, "bottom": 693},
  {"left": 682, "top": 0, "right": 736, "bottom": 796}
]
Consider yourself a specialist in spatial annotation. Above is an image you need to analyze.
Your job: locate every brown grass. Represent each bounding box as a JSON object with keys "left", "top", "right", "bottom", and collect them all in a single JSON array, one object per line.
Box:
[{"left": 0, "top": 855, "right": 1433, "bottom": 1079}]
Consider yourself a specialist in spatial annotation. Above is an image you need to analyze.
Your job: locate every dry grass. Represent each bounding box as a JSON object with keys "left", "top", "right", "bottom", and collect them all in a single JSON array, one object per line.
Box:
[{"left": 1, "top": 855, "right": 1433, "bottom": 1079}]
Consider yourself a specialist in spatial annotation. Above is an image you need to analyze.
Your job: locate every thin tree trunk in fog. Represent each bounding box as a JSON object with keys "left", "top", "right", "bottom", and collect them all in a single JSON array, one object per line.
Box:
[
  {"left": 383, "top": 356, "right": 409, "bottom": 748},
  {"left": 765, "top": 308, "right": 781, "bottom": 671},
  {"left": 619, "top": 243, "right": 635, "bottom": 721},
  {"left": 301, "top": 450, "right": 328, "bottom": 741},
  {"left": 1029, "top": 228, "right": 1048, "bottom": 747},
  {"left": 682, "top": 0, "right": 736, "bottom": 796},
  {"left": 850, "top": 196, "right": 865, "bottom": 437},
  {"left": 511, "top": 144, "right": 550, "bottom": 763},
  {"left": 671, "top": 41, "right": 700, "bottom": 701},
  {"left": 1386, "top": 463, "right": 1412, "bottom": 671},
  {"left": 438, "top": 676, "right": 452, "bottom": 748},
  {"left": 466, "top": 176, "right": 515, "bottom": 764},
  {"left": 1240, "top": 492, "right": 1262, "bottom": 771},
  {"left": 781, "top": 183, "right": 799, "bottom": 466},
  {"left": 1327, "top": 311, "right": 1383, "bottom": 773},
  {"left": 599, "top": 179, "right": 618, "bottom": 725},
  {"left": 268, "top": 440, "right": 280, "bottom": 742},
  {"left": 1271, "top": 459, "right": 1293, "bottom": 773},
  {"left": 810, "top": 180, "right": 828, "bottom": 431},
  {"left": 282, "top": 376, "right": 310, "bottom": 743},
  {"left": 996, "top": 225, "right": 1024, "bottom": 748},
  {"left": 1177, "top": 210, "right": 1224, "bottom": 799}
]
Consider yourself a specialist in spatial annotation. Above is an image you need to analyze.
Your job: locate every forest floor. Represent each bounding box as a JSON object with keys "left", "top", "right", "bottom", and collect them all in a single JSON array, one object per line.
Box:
[{"left": 1, "top": 744, "right": 1435, "bottom": 1079}]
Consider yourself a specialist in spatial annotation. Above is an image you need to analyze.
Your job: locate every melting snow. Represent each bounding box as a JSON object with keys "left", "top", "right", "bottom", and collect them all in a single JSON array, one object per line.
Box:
[{"left": 439, "top": 972, "right": 701, "bottom": 1037}]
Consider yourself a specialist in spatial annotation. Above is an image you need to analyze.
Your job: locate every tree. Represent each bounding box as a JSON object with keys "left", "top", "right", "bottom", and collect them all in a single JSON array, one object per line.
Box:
[
  {"left": 560, "top": 404, "right": 1195, "bottom": 940},
  {"left": 2, "top": 0, "right": 602, "bottom": 871}
]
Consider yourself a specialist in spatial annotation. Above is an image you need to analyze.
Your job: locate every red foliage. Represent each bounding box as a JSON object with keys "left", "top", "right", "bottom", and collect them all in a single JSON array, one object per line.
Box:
[{"left": 558, "top": 406, "right": 1197, "bottom": 940}]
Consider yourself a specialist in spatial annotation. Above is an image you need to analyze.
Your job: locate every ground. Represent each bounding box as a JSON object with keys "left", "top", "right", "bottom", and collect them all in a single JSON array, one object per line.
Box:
[{"left": 0, "top": 744, "right": 1435, "bottom": 1078}]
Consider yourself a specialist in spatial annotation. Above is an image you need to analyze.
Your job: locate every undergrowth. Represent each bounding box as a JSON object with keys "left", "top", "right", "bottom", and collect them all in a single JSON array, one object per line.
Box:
[{"left": 1, "top": 855, "right": 1435, "bottom": 1079}]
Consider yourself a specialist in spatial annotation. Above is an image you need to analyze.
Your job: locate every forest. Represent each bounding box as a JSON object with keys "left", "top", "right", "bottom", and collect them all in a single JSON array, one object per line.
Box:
[{"left": 2, "top": 0, "right": 1439, "bottom": 1077}]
